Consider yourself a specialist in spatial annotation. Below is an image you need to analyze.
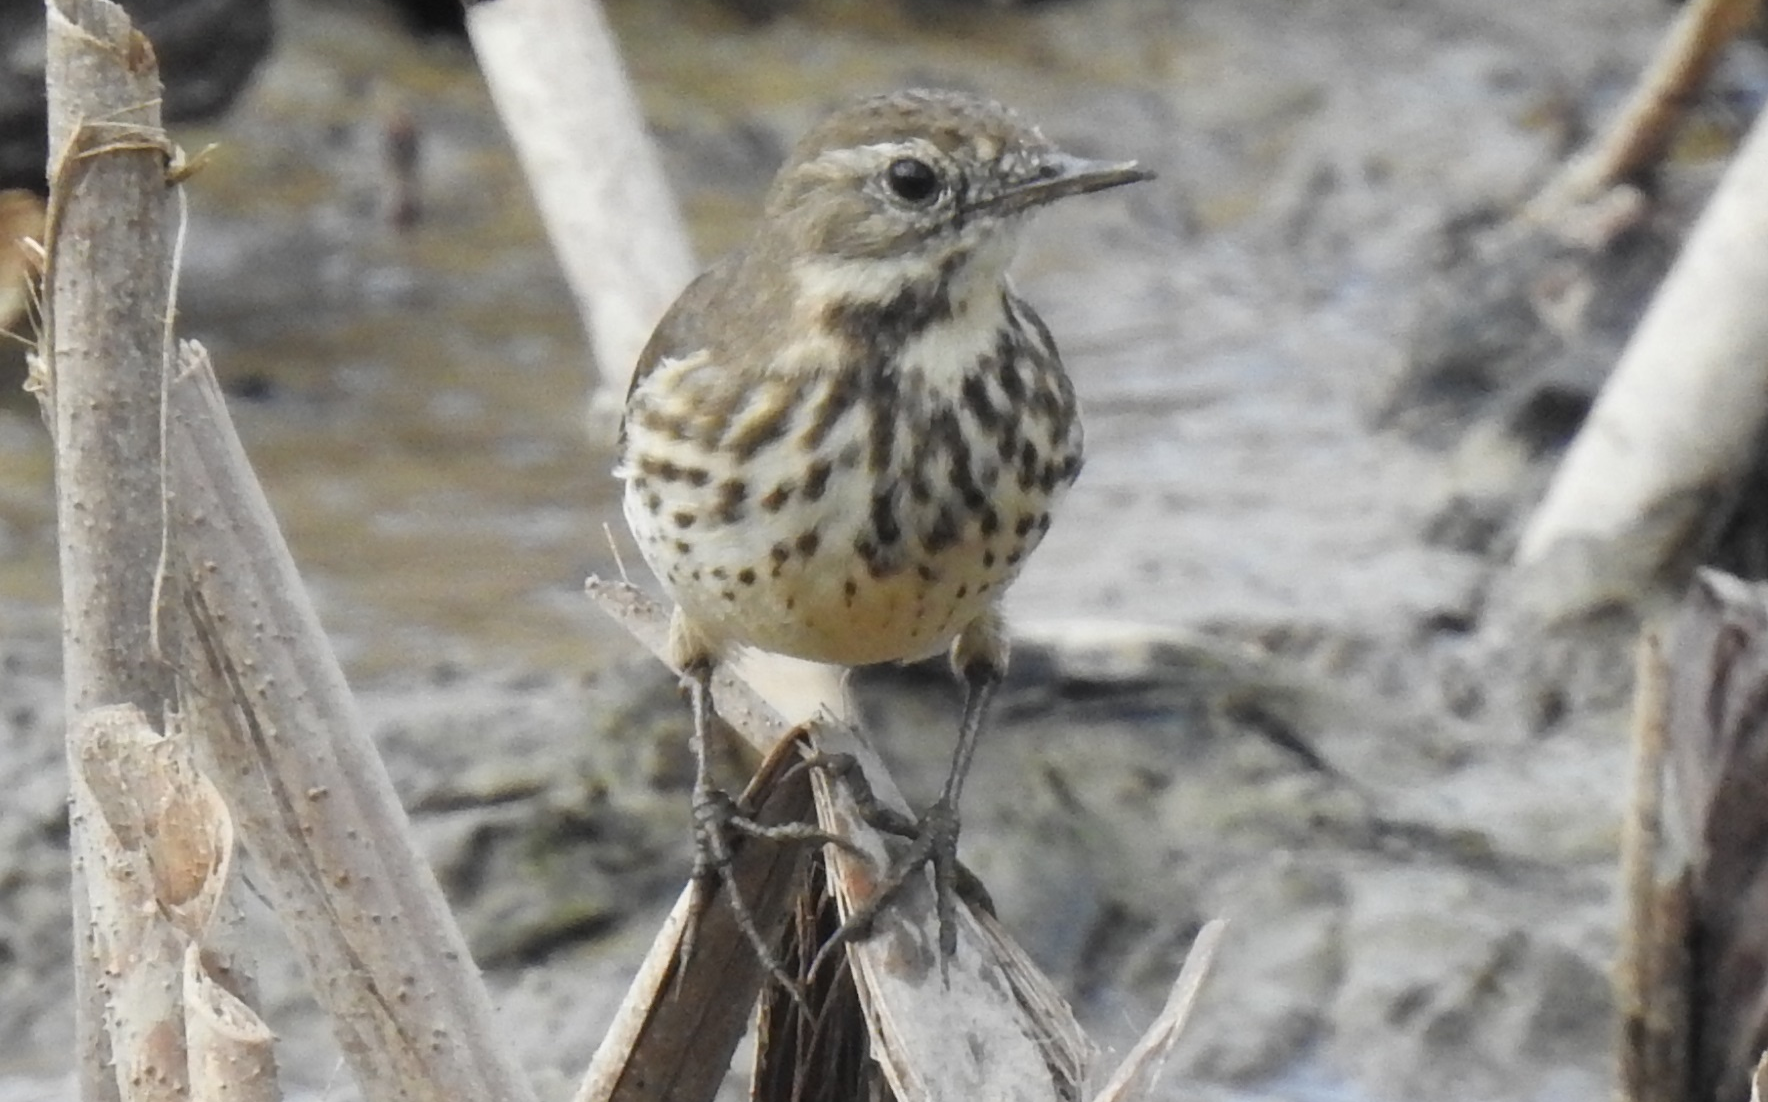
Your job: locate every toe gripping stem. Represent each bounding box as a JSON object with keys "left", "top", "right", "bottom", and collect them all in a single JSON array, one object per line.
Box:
[
  {"left": 679, "top": 663, "right": 856, "bottom": 1007},
  {"left": 803, "top": 657, "right": 1002, "bottom": 984}
]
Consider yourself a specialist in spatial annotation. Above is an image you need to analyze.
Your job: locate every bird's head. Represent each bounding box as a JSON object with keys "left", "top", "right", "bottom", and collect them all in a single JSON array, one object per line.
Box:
[{"left": 760, "top": 89, "right": 1151, "bottom": 301}]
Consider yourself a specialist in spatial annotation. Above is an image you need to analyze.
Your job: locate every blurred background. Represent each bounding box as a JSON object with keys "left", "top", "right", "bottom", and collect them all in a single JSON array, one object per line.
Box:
[{"left": 1, "top": 0, "right": 1759, "bottom": 1099}]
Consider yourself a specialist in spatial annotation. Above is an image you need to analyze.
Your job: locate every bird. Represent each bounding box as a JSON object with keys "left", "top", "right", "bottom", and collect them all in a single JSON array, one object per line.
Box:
[{"left": 616, "top": 88, "right": 1151, "bottom": 981}]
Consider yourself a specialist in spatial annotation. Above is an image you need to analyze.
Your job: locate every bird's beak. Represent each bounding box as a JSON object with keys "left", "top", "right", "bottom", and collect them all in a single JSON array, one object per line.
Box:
[{"left": 985, "top": 153, "right": 1154, "bottom": 217}]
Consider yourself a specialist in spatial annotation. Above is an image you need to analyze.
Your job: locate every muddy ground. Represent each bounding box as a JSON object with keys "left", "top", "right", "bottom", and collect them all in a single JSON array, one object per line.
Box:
[{"left": 0, "top": 0, "right": 1750, "bottom": 1098}]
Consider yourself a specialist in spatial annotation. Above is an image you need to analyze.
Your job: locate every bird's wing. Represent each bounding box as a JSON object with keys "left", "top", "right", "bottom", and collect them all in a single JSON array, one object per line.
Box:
[{"left": 616, "top": 265, "right": 725, "bottom": 458}]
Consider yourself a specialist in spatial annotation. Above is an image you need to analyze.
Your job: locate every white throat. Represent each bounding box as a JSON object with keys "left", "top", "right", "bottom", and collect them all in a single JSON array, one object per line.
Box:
[{"left": 790, "top": 228, "right": 1022, "bottom": 383}]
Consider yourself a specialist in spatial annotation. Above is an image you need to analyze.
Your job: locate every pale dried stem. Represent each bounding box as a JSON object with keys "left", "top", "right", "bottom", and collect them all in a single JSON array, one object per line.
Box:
[
  {"left": 41, "top": 3, "right": 182, "bottom": 1098},
  {"left": 184, "top": 946, "right": 279, "bottom": 1102},
  {"left": 1662, "top": 571, "right": 1768, "bottom": 1100},
  {"left": 1514, "top": 104, "right": 1768, "bottom": 618},
  {"left": 70, "top": 706, "right": 199, "bottom": 1102},
  {"left": 1619, "top": 632, "right": 1668, "bottom": 1034},
  {"left": 1532, "top": 0, "right": 1760, "bottom": 218},
  {"left": 70, "top": 703, "right": 276, "bottom": 1101},
  {"left": 1087, "top": 919, "right": 1227, "bottom": 1102},
  {"left": 573, "top": 736, "right": 817, "bottom": 1102},
  {"left": 1616, "top": 633, "right": 1687, "bottom": 1102},
  {"left": 164, "top": 341, "right": 538, "bottom": 1102},
  {"left": 463, "top": 0, "right": 695, "bottom": 418},
  {"left": 42, "top": 0, "right": 178, "bottom": 718}
]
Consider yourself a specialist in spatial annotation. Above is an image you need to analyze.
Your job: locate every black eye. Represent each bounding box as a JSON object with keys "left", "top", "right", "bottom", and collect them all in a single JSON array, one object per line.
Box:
[{"left": 884, "top": 158, "right": 941, "bottom": 204}]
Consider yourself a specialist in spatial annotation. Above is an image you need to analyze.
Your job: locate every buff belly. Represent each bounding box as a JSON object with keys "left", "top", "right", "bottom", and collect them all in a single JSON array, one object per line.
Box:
[{"left": 623, "top": 463, "right": 1033, "bottom": 668}]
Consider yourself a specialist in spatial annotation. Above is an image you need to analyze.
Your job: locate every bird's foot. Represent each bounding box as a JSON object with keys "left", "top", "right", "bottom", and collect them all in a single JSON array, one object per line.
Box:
[
  {"left": 801, "top": 752, "right": 992, "bottom": 985},
  {"left": 683, "top": 783, "right": 854, "bottom": 1007}
]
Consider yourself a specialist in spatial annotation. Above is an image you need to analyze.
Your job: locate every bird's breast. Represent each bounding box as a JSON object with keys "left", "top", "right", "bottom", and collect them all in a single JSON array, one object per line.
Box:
[{"left": 620, "top": 299, "right": 1081, "bottom": 666}]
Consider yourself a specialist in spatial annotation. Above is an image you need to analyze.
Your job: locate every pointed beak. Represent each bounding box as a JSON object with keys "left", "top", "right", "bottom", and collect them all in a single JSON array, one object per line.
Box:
[{"left": 984, "top": 153, "right": 1155, "bottom": 217}]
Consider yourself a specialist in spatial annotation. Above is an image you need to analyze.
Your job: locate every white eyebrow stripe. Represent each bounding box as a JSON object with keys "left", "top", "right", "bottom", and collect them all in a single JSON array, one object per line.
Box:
[{"left": 808, "top": 139, "right": 934, "bottom": 174}]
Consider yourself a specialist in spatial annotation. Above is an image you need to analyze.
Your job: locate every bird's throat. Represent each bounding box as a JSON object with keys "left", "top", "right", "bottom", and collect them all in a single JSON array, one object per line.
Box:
[{"left": 793, "top": 233, "right": 1019, "bottom": 384}]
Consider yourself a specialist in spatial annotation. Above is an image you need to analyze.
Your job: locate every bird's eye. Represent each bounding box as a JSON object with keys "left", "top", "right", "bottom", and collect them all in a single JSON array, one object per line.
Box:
[{"left": 883, "top": 158, "right": 941, "bottom": 205}]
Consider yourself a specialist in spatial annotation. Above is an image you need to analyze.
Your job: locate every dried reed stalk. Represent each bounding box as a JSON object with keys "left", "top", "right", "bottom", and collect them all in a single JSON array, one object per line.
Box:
[
  {"left": 163, "top": 341, "right": 539, "bottom": 1102},
  {"left": 70, "top": 703, "right": 279, "bottom": 1101},
  {"left": 40, "top": 3, "right": 182, "bottom": 1096},
  {"left": 1531, "top": 0, "right": 1761, "bottom": 218},
  {"left": 463, "top": 0, "right": 696, "bottom": 414},
  {"left": 1516, "top": 106, "right": 1768, "bottom": 618}
]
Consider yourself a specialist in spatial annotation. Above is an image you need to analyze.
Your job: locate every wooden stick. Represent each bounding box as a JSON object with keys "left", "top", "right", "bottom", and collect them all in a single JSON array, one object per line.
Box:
[
  {"left": 1087, "top": 919, "right": 1227, "bottom": 1102},
  {"left": 184, "top": 945, "right": 279, "bottom": 1102},
  {"left": 164, "top": 341, "right": 537, "bottom": 1102},
  {"left": 1616, "top": 632, "right": 1685, "bottom": 1102},
  {"left": 1514, "top": 105, "right": 1768, "bottom": 617},
  {"left": 1531, "top": 0, "right": 1760, "bottom": 217},
  {"left": 40, "top": 4, "right": 181, "bottom": 1097},
  {"left": 463, "top": 0, "right": 696, "bottom": 414}
]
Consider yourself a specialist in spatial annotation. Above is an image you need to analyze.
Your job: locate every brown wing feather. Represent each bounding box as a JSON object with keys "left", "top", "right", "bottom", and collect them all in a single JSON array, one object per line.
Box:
[{"left": 616, "top": 265, "right": 725, "bottom": 456}]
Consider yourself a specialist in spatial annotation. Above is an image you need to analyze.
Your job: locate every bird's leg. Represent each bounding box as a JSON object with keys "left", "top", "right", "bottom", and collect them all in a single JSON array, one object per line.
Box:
[
  {"left": 930, "top": 657, "right": 1000, "bottom": 951},
  {"left": 812, "top": 615, "right": 1008, "bottom": 982},
  {"left": 680, "top": 660, "right": 807, "bottom": 1003},
  {"left": 678, "top": 659, "right": 858, "bottom": 1005}
]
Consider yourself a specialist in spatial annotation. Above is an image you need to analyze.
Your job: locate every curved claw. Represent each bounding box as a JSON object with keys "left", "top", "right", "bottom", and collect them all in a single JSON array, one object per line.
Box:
[
  {"left": 680, "top": 783, "right": 809, "bottom": 1009},
  {"left": 809, "top": 796, "right": 964, "bottom": 985},
  {"left": 676, "top": 663, "right": 810, "bottom": 1008}
]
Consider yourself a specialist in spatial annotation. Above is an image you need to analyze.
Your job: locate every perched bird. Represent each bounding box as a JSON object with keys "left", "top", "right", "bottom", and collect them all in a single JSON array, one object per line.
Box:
[{"left": 617, "top": 88, "right": 1150, "bottom": 975}]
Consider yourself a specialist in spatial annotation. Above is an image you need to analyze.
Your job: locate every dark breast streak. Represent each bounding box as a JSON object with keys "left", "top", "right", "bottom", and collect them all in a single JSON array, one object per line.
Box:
[
  {"left": 818, "top": 282, "right": 1082, "bottom": 584},
  {"left": 621, "top": 266, "right": 1083, "bottom": 662}
]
